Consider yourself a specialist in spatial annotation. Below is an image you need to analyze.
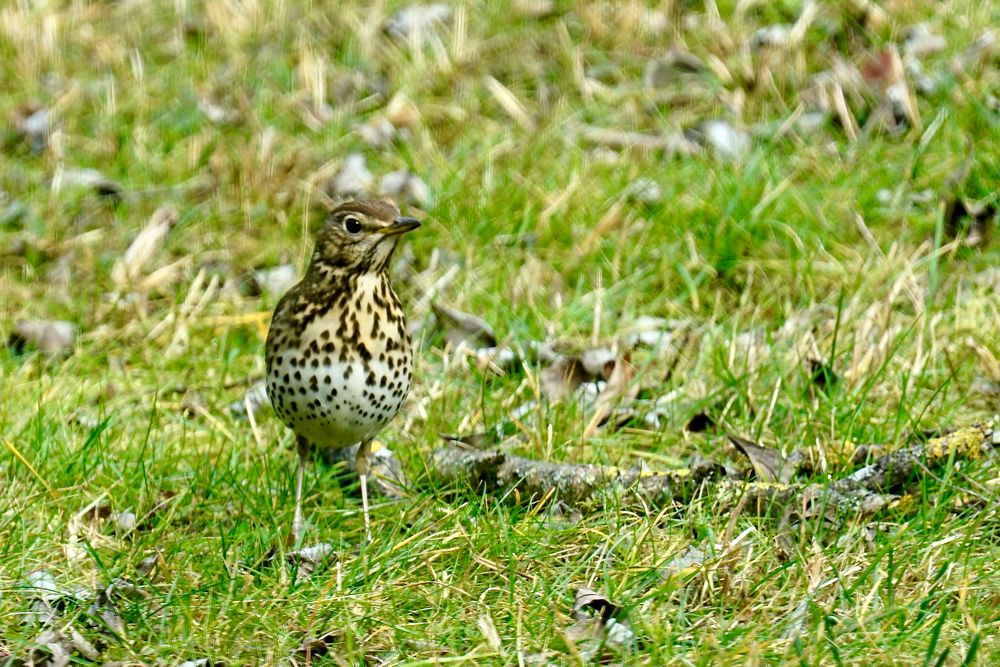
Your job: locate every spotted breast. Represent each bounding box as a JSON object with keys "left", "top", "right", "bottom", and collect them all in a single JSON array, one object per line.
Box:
[{"left": 265, "top": 272, "right": 413, "bottom": 450}]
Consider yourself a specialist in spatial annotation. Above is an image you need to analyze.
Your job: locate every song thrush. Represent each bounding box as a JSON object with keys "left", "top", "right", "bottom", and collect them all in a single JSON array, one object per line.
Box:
[{"left": 265, "top": 199, "right": 419, "bottom": 543}]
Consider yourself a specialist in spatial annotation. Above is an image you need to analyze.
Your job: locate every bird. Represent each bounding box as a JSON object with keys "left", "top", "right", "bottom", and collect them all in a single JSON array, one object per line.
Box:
[{"left": 264, "top": 199, "right": 420, "bottom": 544}]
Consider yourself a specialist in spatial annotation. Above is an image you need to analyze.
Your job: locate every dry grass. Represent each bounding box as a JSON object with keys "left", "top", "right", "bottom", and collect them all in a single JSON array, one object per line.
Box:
[{"left": 1, "top": 0, "right": 999, "bottom": 664}]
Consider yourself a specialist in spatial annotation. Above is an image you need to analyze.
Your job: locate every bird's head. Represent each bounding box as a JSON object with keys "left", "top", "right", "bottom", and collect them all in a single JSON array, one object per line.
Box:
[{"left": 310, "top": 199, "right": 421, "bottom": 274}]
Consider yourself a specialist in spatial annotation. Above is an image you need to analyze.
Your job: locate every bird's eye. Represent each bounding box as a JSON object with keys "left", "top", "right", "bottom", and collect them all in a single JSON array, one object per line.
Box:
[{"left": 344, "top": 216, "right": 362, "bottom": 235}]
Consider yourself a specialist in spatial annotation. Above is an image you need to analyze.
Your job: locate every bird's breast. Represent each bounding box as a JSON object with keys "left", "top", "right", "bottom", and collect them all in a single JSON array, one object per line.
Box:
[{"left": 265, "top": 273, "right": 413, "bottom": 448}]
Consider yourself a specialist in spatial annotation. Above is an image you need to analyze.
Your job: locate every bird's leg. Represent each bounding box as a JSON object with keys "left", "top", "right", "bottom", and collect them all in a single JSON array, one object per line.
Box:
[
  {"left": 292, "top": 435, "right": 309, "bottom": 546},
  {"left": 355, "top": 440, "right": 373, "bottom": 542}
]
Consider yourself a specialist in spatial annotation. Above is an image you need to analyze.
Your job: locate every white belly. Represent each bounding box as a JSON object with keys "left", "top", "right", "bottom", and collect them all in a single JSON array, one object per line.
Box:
[{"left": 267, "top": 355, "right": 410, "bottom": 448}]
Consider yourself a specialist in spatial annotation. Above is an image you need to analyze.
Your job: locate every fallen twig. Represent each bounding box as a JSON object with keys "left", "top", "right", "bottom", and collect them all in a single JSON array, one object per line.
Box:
[{"left": 426, "top": 424, "right": 996, "bottom": 516}]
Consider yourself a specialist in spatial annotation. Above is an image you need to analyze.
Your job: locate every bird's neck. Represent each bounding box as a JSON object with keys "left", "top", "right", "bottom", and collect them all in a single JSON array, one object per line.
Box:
[{"left": 303, "top": 260, "right": 390, "bottom": 296}]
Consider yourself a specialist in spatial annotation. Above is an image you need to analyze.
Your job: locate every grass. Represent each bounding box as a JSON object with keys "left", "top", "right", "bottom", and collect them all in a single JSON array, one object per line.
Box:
[{"left": 1, "top": 0, "right": 999, "bottom": 664}]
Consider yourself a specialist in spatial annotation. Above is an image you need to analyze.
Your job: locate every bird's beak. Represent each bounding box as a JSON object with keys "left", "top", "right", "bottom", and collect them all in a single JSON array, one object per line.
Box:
[{"left": 377, "top": 216, "right": 422, "bottom": 236}]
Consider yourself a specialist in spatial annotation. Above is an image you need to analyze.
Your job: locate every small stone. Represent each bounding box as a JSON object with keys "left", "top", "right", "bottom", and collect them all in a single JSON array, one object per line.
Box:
[
  {"left": 751, "top": 24, "right": 790, "bottom": 51},
  {"left": 644, "top": 50, "right": 706, "bottom": 89},
  {"left": 701, "top": 120, "right": 751, "bottom": 161},
  {"left": 229, "top": 380, "right": 270, "bottom": 420},
  {"left": 0, "top": 201, "right": 29, "bottom": 229},
  {"left": 330, "top": 153, "right": 373, "bottom": 197},
  {"left": 114, "top": 510, "right": 137, "bottom": 531},
  {"left": 357, "top": 117, "right": 398, "bottom": 147},
  {"left": 903, "top": 23, "right": 946, "bottom": 59},
  {"left": 624, "top": 177, "right": 662, "bottom": 205},
  {"left": 53, "top": 168, "right": 123, "bottom": 200},
  {"left": 796, "top": 111, "right": 827, "bottom": 135},
  {"left": 639, "top": 9, "right": 668, "bottom": 36},
  {"left": 9, "top": 320, "right": 78, "bottom": 356},
  {"left": 513, "top": 0, "right": 556, "bottom": 19},
  {"left": 10, "top": 102, "right": 50, "bottom": 152},
  {"left": 253, "top": 264, "right": 297, "bottom": 295},
  {"left": 380, "top": 170, "right": 431, "bottom": 207},
  {"left": 384, "top": 4, "right": 452, "bottom": 42},
  {"left": 385, "top": 92, "right": 421, "bottom": 129}
]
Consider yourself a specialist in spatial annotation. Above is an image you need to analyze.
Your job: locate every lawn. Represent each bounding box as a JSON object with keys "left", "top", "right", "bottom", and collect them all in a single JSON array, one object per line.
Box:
[{"left": 1, "top": 0, "right": 999, "bottom": 664}]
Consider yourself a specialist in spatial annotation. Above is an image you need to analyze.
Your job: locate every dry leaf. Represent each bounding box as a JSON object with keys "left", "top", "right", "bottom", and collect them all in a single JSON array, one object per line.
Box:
[
  {"left": 660, "top": 544, "right": 708, "bottom": 578},
  {"left": 10, "top": 101, "right": 51, "bottom": 152},
  {"left": 576, "top": 123, "right": 699, "bottom": 155},
  {"left": 320, "top": 441, "right": 409, "bottom": 498},
  {"left": 19, "top": 570, "right": 78, "bottom": 627},
  {"left": 135, "top": 551, "right": 161, "bottom": 579},
  {"left": 432, "top": 302, "right": 497, "bottom": 348},
  {"left": 288, "top": 542, "right": 334, "bottom": 580},
  {"left": 9, "top": 320, "right": 77, "bottom": 356},
  {"left": 944, "top": 198, "right": 996, "bottom": 249},
  {"left": 644, "top": 50, "right": 705, "bottom": 88},
  {"left": 565, "top": 587, "right": 637, "bottom": 659},
  {"left": 477, "top": 614, "right": 503, "bottom": 653},
  {"left": 385, "top": 92, "right": 421, "bottom": 129},
  {"left": 229, "top": 380, "right": 270, "bottom": 420},
  {"left": 583, "top": 352, "right": 637, "bottom": 440},
  {"left": 539, "top": 348, "right": 616, "bottom": 401},
  {"left": 52, "top": 167, "right": 123, "bottom": 200},
  {"left": 728, "top": 434, "right": 798, "bottom": 484},
  {"left": 28, "top": 629, "right": 75, "bottom": 667},
  {"left": 546, "top": 499, "right": 582, "bottom": 525},
  {"left": 296, "top": 633, "right": 338, "bottom": 660},
  {"left": 111, "top": 206, "right": 180, "bottom": 288}
]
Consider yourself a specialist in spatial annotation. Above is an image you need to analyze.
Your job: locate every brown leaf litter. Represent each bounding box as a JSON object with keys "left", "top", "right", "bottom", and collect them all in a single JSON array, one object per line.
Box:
[
  {"left": 10, "top": 100, "right": 51, "bottom": 153},
  {"left": 539, "top": 347, "right": 616, "bottom": 401},
  {"left": 582, "top": 351, "right": 638, "bottom": 440},
  {"left": 13, "top": 550, "right": 164, "bottom": 664},
  {"left": 563, "top": 587, "right": 637, "bottom": 659},
  {"left": 727, "top": 434, "right": 803, "bottom": 485},
  {"left": 431, "top": 302, "right": 498, "bottom": 349},
  {"left": 51, "top": 167, "right": 124, "bottom": 201},
  {"left": 110, "top": 205, "right": 180, "bottom": 289},
  {"left": 8, "top": 320, "right": 77, "bottom": 356}
]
